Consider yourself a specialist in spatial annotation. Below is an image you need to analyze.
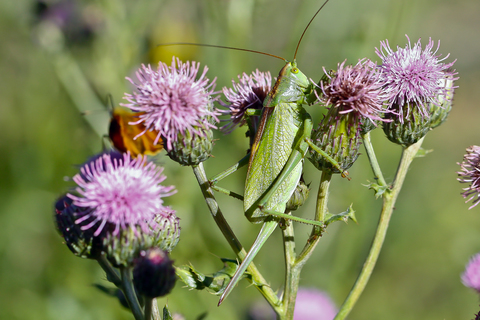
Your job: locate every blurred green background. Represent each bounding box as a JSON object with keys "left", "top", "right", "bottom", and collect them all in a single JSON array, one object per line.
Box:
[{"left": 1, "top": 0, "right": 479, "bottom": 319}]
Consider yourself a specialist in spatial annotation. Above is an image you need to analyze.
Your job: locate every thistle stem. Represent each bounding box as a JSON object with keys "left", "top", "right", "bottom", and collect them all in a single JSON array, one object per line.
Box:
[
  {"left": 281, "top": 216, "right": 297, "bottom": 320},
  {"left": 283, "top": 170, "right": 332, "bottom": 319},
  {"left": 120, "top": 267, "right": 144, "bottom": 320},
  {"left": 191, "top": 163, "right": 280, "bottom": 308},
  {"left": 144, "top": 297, "right": 153, "bottom": 320},
  {"left": 151, "top": 299, "right": 161, "bottom": 320},
  {"left": 315, "top": 169, "right": 333, "bottom": 223},
  {"left": 362, "top": 131, "right": 387, "bottom": 187},
  {"left": 334, "top": 137, "right": 424, "bottom": 319},
  {"left": 96, "top": 254, "right": 122, "bottom": 287},
  {"left": 297, "top": 169, "right": 332, "bottom": 262}
]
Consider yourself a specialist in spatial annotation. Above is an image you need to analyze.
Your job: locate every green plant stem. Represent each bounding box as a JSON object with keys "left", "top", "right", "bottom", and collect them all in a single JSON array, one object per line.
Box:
[
  {"left": 96, "top": 254, "right": 122, "bottom": 287},
  {"left": 362, "top": 132, "right": 387, "bottom": 187},
  {"left": 315, "top": 169, "right": 333, "bottom": 223},
  {"left": 297, "top": 169, "right": 332, "bottom": 263},
  {"left": 144, "top": 297, "right": 153, "bottom": 320},
  {"left": 120, "top": 267, "right": 144, "bottom": 320},
  {"left": 191, "top": 163, "right": 280, "bottom": 308},
  {"left": 281, "top": 218, "right": 297, "bottom": 320},
  {"left": 151, "top": 299, "right": 160, "bottom": 320},
  {"left": 334, "top": 137, "right": 424, "bottom": 320},
  {"left": 283, "top": 170, "right": 333, "bottom": 319}
]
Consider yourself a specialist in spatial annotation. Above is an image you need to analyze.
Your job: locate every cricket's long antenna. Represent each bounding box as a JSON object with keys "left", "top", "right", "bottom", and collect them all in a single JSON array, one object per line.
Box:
[
  {"left": 158, "top": 42, "right": 287, "bottom": 62},
  {"left": 293, "top": 0, "right": 330, "bottom": 60}
]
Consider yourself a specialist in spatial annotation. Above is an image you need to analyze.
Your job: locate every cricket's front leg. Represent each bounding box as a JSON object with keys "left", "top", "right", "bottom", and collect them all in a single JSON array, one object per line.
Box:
[
  {"left": 207, "top": 153, "right": 251, "bottom": 201},
  {"left": 305, "top": 137, "right": 350, "bottom": 180},
  {"left": 208, "top": 107, "right": 263, "bottom": 199}
]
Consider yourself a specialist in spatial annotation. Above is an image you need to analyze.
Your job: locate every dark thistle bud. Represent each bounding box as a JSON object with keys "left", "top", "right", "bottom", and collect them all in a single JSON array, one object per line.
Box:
[
  {"left": 133, "top": 249, "right": 176, "bottom": 298},
  {"left": 54, "top": 195, "right": 103, "bottom": 259},
  {"left": 122, "top": 57, "right": 220, "bottom": 166}
]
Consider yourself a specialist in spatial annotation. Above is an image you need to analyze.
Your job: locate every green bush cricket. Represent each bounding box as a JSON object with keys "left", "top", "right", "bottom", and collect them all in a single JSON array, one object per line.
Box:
[
  {"left": 212, "top": 0, "right": 351, "bottom": 304},
  {"left": 158, "top": 0, "right": 348, "bottom": 304}
]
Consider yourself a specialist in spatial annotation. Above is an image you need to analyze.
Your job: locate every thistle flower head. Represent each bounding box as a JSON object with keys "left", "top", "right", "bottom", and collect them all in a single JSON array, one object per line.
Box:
[
  {"left": 458, "top": 145, "right": 480, "bottom": 209},
  {"left": 376, "top": 35, "right": 458, "bottom": 121},
  {"left": 219, "top": 69, "right": 272, "bottom": 133},
  {"left": 318, "top": 59, "right": 388, "bottom": 126},
  {"left": 462, "top": 253, "right": 480, "bottom": 293},
  {"left": 122, "top": 57, "right": 219, "bottom": 150},
  {"left": 68, "top": 151, "right": 176, "bottom": 237}
]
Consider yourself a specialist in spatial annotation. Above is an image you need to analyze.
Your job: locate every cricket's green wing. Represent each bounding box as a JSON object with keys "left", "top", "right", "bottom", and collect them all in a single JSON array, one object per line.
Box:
[{"left": 243, "top": 101, "right": 306, "bottom": 223}]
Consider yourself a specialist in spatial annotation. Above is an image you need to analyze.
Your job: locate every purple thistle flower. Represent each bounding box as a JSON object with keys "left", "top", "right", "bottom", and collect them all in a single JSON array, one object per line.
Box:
[
  {"left": 318, "top": 59, "right": 389, "bottom": 126},
  {"left": 462, "top": 253, "right": 480, "bottom": 293},
  {"left": 68, "top": 151, "right": 176, "bottom": 237},
  {"left": 458, "top": 145, "right": 480, "bottom": 209},
  {"left": 219, "top": 69, "right": 272, "bottom": 133},
  {"left": 294, "top": 288, "right": 337, "bottom": 320},
  {"left": 122, "top": 57, "right": 219, "bottom": 150},
  {"left": 376, "top": 35, "right": 458, "bottom": 121}
]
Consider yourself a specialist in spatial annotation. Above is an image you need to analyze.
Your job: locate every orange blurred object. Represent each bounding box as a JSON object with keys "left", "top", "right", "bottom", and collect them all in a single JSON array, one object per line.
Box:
[{"left": 109, "top": 107, "right": 163, "bottom": 157}]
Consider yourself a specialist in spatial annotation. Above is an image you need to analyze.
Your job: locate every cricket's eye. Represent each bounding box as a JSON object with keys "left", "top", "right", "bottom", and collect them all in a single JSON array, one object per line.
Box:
[{"left": 292, "top": 67, "right": 299, "bottom": 74}]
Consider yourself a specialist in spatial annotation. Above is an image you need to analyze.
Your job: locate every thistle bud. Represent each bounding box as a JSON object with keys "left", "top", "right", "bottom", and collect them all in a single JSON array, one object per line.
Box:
[
  {"left": 166, "top": 99, "right": 215, "bottom": 166},
  {"left": 382, "top": 104, "right": 430, "bottom": 147},
  {"left": 150, "top": 208, "right": 181, "bottom": 253},
  {"left": 133, "top": 249, "right": 176, "bottom": 298},
  {"left": 104, "top": 209, "right": 180, "bottom": 267},
  {"left": 360, "top": 118, "right": 381, "bottom": 135},
  {"left": 309, "top": 109, "right": 361, "bottom": 174}
]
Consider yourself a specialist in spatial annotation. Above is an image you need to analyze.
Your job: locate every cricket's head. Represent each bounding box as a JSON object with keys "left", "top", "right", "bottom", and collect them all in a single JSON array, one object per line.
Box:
[
  {"left": 264, "top": 60, "right": 313, "bottom": 107},
  {"left": 285, "top": 60, "right": 310, "bottom": 90}
]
